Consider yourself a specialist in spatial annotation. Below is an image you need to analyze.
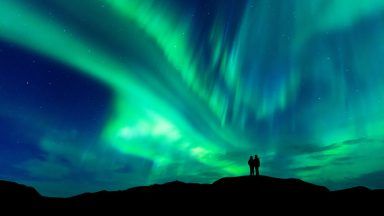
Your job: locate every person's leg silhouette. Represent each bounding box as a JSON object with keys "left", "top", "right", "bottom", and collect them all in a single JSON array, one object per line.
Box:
[{"left": 250, "top": 166, "right": 254, "bottom": 176}]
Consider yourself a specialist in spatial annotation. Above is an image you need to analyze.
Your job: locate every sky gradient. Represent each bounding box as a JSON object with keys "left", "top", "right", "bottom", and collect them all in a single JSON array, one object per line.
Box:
[{"left": 1, "top": 0, "right": 384, "bottom": 197}]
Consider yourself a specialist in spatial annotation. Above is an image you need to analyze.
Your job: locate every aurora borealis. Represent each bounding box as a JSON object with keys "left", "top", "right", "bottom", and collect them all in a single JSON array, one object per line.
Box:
[{"left": 1, "top": 0, "right": 384, "bottom": 197}]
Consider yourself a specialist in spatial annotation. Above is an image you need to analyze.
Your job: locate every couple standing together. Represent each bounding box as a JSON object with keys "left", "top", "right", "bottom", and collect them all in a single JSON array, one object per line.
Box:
[{"left": 248, "top": 155, "right": 260, "bottom": 176}]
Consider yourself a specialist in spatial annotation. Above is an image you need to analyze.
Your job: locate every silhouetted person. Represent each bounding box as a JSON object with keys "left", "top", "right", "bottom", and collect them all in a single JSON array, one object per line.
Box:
[
  {"left": 248, "top": 156, "right": 255, "bottom": 176},
  {"left": 254, "top": 155, "right": 260, "bottom": 176}
]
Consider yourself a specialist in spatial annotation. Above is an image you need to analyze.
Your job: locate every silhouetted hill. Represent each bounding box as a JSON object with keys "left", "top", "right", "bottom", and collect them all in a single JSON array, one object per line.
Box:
[
  {"left": 333, "top": 186, "right": 371, "bottom": 193},
  {"left": 0, "top": 176, "right": 383, "bottom": 210},
  {"left": 0, "top": 180, "right": 40, "bottom": 197},
  {"left": 213, "top": 176, "right": 329, "bottom": 193},
  {"left": 0, "top": 180, "right": 42, "bottom": 208}
]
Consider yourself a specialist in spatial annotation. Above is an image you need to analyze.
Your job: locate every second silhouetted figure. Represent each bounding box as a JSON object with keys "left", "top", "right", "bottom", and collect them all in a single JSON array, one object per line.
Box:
[{"left": 254, "top": 155, "right": 260, "bottom": 176}]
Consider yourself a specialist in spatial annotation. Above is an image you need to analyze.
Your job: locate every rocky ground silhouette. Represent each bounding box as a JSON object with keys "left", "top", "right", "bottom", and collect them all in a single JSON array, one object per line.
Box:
[{"left": 0, "top": 176, "right": 382, "bottom": 211}]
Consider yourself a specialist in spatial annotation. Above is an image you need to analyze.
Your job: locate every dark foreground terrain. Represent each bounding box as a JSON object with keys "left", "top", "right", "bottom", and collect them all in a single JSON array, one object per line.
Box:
[{"left": 1, "top": 176, "right": 383, "bottom": 211}]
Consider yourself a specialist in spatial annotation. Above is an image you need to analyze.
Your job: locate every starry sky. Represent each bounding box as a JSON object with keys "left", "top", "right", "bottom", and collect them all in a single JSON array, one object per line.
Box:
[{"left": 1, "top": 0, "right": 384, "bottom": 197}]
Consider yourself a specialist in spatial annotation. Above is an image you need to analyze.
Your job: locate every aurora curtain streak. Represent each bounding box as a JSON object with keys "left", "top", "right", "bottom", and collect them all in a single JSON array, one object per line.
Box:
[{"left": 1, "top": 0, "right": 384, "bottom": 197}]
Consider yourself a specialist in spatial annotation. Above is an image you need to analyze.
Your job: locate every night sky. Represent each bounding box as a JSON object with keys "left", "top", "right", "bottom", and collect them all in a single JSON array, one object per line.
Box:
[{"left": 1, "top": 0, "right": 384, "bottom": 197}]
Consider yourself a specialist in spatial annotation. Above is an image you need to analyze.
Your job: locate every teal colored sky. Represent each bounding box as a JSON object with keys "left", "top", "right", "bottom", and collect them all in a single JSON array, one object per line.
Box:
[{"left": 1, "top": 0, "right": 384, "bottom": 197}]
